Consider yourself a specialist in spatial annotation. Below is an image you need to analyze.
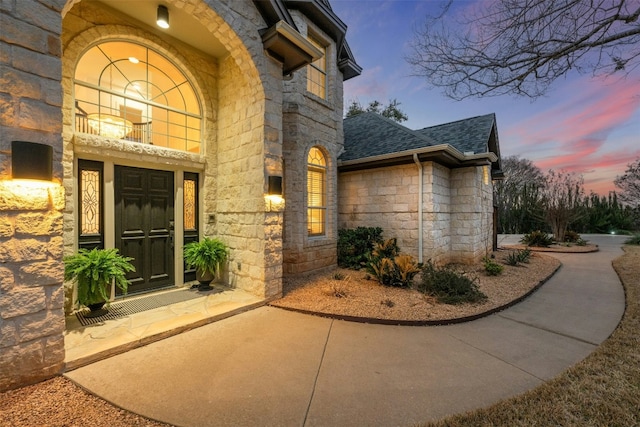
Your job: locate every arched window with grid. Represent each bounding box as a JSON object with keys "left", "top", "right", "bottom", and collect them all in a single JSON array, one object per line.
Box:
[
  {"left": 307, "top": 147, "right": 327, "bottom": 236},
  {"left": 74, "top": 40, "right": 202, "bottom": 153}
]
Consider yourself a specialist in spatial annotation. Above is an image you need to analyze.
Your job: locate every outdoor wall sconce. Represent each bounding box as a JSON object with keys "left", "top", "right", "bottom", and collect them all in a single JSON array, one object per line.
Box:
[
  {"left": 12, "top": 141, "right": 52, "bottom": 182},
  {"left": 157, "top": 5, "right": 170, "bottom": 29},
  {"left": 267, "top": 175, "right": 283, "bottom": 196}
]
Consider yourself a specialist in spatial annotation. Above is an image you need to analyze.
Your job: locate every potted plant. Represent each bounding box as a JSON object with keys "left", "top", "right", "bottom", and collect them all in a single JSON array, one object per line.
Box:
[
  {"left": 64, "top": 248, "right": 135, "bottom": 317},
  {"left": 183, "top": 237, "right": 229, "bottom": 291}
]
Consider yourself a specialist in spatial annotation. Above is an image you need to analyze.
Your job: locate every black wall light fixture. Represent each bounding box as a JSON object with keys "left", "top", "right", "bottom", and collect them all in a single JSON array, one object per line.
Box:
[
  {"left": 157, "top": 5, "right": 169, "bottom": 29},
  {"left": 267, "top": 175, "right": 283, "bottom": 196},
  {"left": 12, "top": 141, "right": 53, "bottom": 181}
]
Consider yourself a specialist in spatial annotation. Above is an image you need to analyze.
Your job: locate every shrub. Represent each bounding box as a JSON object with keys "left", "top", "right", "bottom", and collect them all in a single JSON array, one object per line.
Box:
[
  {"left": 576, "top": 238, "right": 588, "bottom": 246},
  {"left": 483, "top": 257, "right": 504, "bottom": 275},
  {"left": 505, "top": 251, "right": 520, "bottom": 266},
  {"left": 517, "top": 248, "right": 532, "bottom": 263},
  {"left": 366, "top": 239, "right": 419, "bottom": 287},
  {"left": 337, "top": 227, "right": 383, "bottom": 269},
  {"left": 521, "top": 230, "right": 554, "bottom": 247},
  {"left": 381, "top": 299, "right": 395, "bottom": 308},
  {"left": 418, "top": 260, "right": 487, "bottom": 305},
  {"left": 626, "top": 234, "right": 640, "bottom": 245},
  {"left": 333, "top": 272, "right": 346, "bottom": 280},
  {"left": 564, "top": 230, "right": 581, "bottom": 242}
]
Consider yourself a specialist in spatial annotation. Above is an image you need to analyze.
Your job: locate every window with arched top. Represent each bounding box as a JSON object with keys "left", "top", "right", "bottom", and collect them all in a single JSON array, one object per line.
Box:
[
  {"left": 74, "top": 40, "right": 202, "bottom": 153},
  {"left": 307, "top": 146, "right": 327, "bottom": 236}
]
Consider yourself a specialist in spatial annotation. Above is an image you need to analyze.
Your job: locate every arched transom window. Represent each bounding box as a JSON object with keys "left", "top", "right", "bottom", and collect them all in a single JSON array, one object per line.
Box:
[
  {"left": 74, "top": 40, "right": 202, "bottom": 153},
  {"left": 307, "top": 147, "right": 327, "bottom": 236}
]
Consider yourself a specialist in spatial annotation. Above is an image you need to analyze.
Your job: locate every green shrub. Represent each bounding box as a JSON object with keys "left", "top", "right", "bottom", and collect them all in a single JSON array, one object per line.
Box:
[
  {"left": 517, "top": 248, "right": 532, "bottom": 263},
  {"left": 483, "top": 257, "right": 504, "bottom": 275},
  {"left": 576, "top": 238, "right": 588, "bottom": 246},
  {"left": 337, "top": 227, "right": 383, "bottom": 269},
  {"left": 564, "top": 230, "right": 581, "bottom": 242},
  {"left": 505, "top": 251, "right": 520, "bottom": 266},
  {"left": 418, "top": 261, "right": 487, "bottom": 305},
  {"left": 333, "top": 272, "right": 346, "bottom": 280},
  {"left": 626, "top": 234, "right": 640, "bottom": 245},
  {"left": 365, "top": 239, "right": 419, "bottom": 287},
  {"left": 521, "top": 230, "right": 554, "bottom": 247}
]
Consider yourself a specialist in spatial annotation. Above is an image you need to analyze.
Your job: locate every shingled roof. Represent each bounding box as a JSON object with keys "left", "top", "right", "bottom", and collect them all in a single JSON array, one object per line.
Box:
[
  {"left": 341, "top": 112, "right": 497, "bottom": 162},
  {"left": 415, "top": 113, "right": 496, "bottom": 155},
  {"left": 340, "top": 112, "right": 438, "bottom": 162},
  {"left": 340, "top": 112, "right": 502, "bottom": 174}
]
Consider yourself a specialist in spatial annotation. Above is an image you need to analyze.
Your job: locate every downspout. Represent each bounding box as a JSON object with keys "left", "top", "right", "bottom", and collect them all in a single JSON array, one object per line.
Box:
[{"left": 413, "top": 154, "right": 423, "bottom": 264}]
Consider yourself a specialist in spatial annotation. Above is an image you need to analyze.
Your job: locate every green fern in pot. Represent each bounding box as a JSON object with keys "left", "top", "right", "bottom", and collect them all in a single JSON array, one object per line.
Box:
[
  {"left": 183, "top": 237, "right": 229, "bottom": 290},
  {"left": 64, "top": 248, "right": 135, "bottom": 316}
]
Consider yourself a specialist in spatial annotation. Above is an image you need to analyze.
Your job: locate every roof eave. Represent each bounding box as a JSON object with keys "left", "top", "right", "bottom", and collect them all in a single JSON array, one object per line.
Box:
[
  {"left": 261, "top": 20, "right": 323, "bottom": 75},
  {"left": 338, "top": 145, "right": 497, "bottom": 172}
]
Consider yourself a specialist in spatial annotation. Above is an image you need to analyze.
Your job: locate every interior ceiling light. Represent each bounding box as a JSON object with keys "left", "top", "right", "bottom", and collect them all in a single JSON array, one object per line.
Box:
[
  {"left": 128, "top": 56, "right": 139, "bottom": 64},
  {"left": 157, "top": 5, "right": 169, "bottom": 29},
  {"left": 87, "top": 113, "right": 133, "bottom": 139}
]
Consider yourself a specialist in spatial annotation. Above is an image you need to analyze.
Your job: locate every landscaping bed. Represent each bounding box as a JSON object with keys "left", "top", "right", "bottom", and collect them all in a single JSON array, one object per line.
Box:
[{"left": 271, "top": 249, "right": 560, "bottom": 323}]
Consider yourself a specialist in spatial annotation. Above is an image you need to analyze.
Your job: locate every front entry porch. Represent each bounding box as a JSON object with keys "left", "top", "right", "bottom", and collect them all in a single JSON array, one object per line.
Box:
[{"left": 64, "top": 286, "right": 264, "bottom": 370}]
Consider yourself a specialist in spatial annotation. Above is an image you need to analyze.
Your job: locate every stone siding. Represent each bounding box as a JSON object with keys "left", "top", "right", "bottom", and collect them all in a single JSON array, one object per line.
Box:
[
  {"left": 281, "top": 12, "right": 344, "bottom": 275},
  {"left": 338, "top": 162, "right": 494, "bottom": 265},
  {"left": 0, "top": 0, "right": 66, "bottom": 391}
]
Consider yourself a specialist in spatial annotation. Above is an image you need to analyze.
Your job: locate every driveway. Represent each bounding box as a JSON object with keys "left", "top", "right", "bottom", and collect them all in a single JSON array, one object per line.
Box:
[{"left": 65, "top": 234, "right": 626, "bottom": 426}]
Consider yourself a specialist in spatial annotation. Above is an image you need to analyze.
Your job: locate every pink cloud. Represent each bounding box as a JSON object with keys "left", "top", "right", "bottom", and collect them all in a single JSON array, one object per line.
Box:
[{"left": 505, "top": 76, "right": 640, "bottom": 194}]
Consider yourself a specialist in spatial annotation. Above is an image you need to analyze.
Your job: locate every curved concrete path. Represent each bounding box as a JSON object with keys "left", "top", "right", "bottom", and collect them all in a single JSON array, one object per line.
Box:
[{"left": 65, "top": 235, "right": 626, "bottom": 427}]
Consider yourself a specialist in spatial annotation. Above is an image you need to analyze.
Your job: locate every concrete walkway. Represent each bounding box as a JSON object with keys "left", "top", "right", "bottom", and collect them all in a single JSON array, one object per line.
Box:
[{"left": 65, "top": 235, "right": 627, "bottom": 427}]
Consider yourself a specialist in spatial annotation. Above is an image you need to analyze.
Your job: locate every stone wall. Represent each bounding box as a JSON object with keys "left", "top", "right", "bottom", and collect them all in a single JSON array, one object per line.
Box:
[
  {"left": 338, "top": 161, "right": 494, "bottom": 266},
  {"left": 281, "top": 12, "right": 344, "bottom": 275},
  {"left": 338, "top": 164, "right": 420, "bottom": 257},
  {"left": 0, "top": 0, "right": 66, "bottom": 391},
  {"left": 450, "top": 166, "right": 494, "bottom": 263}
]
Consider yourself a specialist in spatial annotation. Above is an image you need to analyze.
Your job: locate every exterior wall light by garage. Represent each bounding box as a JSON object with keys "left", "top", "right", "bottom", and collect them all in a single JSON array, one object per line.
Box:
[
  {"left": 157, "top": 5, "right": 169, "bottom": 29},
  {"left": 12, "top": 141, "right": 52, "bottom": 182}
]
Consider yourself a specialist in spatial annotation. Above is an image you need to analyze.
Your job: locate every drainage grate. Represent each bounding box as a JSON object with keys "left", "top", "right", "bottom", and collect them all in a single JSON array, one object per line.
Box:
[{"left": 75, "top": 287, "right": 218, "bottom": 326}]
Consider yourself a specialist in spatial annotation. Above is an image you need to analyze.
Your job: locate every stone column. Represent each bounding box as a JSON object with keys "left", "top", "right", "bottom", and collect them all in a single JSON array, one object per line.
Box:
[{"left": 0, "top": 0, "right": 66, "bottom": 391}]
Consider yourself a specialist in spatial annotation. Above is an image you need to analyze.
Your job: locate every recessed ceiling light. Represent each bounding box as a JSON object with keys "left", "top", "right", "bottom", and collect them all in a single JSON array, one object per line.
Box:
[
  {"left": 129, "top": 56, "right": 139, "bottom": 64},
  {"left": 157, "top": 5, "right": 169, "bottom": 29}
]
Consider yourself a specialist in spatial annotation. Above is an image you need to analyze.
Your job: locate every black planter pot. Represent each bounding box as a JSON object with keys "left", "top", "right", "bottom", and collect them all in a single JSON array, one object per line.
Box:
[
  {"left": 196, "top": 269, "right": 214, "bottom": 291},
  {"left": 85, "top": 301, "right": 108, "bottom": 318}
]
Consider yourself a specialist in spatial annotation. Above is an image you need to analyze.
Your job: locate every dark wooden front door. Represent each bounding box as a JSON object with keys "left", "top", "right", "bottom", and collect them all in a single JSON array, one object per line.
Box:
[{"left": 115, "top": 166, "right": 174, "bottom": 295}]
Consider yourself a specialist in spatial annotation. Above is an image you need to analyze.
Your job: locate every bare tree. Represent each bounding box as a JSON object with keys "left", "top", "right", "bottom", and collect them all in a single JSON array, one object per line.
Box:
[
  {"left": 408, "top": 0, "right": 640, "bottom": 99},
  {"left": 614, "top": 157, "right": 640, "bottom": 207},
  {"left": 541, "top": 169, "right": 585, "bottom": 242},
  {"left": 494, "top": 156, "right": 546, "bottom": 233}
]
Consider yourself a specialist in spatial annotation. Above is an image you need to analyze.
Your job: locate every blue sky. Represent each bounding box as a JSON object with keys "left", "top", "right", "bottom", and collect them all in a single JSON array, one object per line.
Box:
[{"left": 331, "top": 0, "right": 640, "bottom": 195}]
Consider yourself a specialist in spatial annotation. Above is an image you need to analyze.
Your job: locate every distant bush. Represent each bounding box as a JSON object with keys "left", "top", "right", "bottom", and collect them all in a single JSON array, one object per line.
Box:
[
  {"left": 337, "top": 227, "right": 383, "bottom": 269},
  {"left": 564, "top": 230, "right": 581, "bottom": 243},
  {"left": 418, "top": 261, "right": 486, "bottom": 305},
  {"left": 521, "top": 230, "right": 554, "bottom": 247},
  {"left": 626, "top": 234, "right": 640, "bottom": 245}
]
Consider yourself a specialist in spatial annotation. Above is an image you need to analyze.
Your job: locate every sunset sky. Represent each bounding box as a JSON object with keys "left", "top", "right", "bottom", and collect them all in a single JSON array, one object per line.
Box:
[{"left": 332, "top": 0, "right": 640, "bottom": 195}]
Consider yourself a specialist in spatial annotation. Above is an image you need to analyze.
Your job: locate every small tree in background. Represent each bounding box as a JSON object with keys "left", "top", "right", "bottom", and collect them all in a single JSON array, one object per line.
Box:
[
  {"left": 541, "top": 170, "right": 585, "bottom": 242},
  {"left": 345, "top": 98, "right": 409, "bottom": 123},
  {"left": 494, "top": 155, "right": 546, "bottom": 233}
]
